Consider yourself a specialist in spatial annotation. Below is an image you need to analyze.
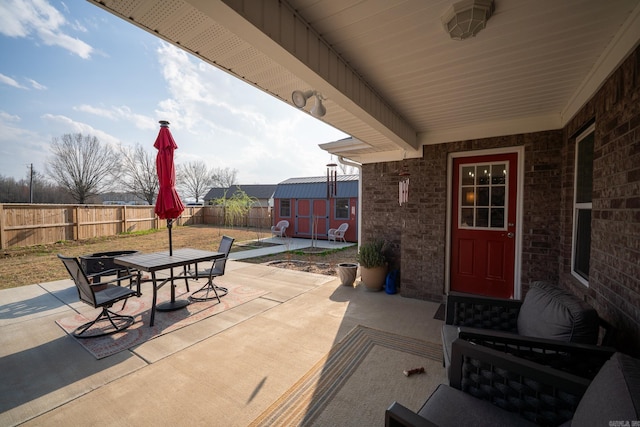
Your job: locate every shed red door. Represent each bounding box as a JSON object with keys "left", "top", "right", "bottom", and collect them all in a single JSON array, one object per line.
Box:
[
  {"left": 313, "top": 200, "right": 328, "bottom": 237},
  {"left": 450, "top": 153, "right": 518, "bottom": 298},
  {"left": 296, "top": 200, "right": 311, "bottom": 235},
  {"left": 295, "top": 199, "right": 328, "bottom": 237}
]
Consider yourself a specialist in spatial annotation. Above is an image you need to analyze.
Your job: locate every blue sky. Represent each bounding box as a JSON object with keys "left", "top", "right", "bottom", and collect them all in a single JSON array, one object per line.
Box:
[{"left": 0, "top": 0, "right": 348, "bottom": 185}]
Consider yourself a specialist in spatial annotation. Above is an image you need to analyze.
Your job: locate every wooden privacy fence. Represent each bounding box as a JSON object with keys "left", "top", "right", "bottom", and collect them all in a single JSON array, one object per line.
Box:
[{"left": 0, "top": 204, "right": 272, "bottom": 250}]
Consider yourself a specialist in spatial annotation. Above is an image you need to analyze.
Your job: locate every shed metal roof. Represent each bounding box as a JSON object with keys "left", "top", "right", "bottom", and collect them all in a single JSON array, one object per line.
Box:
[
  {"left": 274, "top": 175, "right": 359, "bottom": 199},
  {"left": 204, "top": 184, "right": 277, "bottom": 201}
]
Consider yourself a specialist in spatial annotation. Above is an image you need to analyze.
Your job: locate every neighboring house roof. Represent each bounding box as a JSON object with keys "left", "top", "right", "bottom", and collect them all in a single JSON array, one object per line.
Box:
[
  {"left": 274, "top": 174, "right": 359, "bottom": 199},
  {"left": 204, "top": 184, "right": 277, "bottom": 201}
]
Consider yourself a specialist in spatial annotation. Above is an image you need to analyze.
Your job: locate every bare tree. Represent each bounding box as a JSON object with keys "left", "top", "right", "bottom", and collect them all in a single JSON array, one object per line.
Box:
[
  {"left": 119, "top": 144, "right": 158, "bottom": 204},
  {"left": 212, "top": 166, "right": 238, "bottom": 188},
  {"left": 338, "top": 163, "right": 358, "bottom": 175},
  {"left": 177, "top": 160, "right": 214, "bottom": 203},
  {"left": 45, "top": 133, "right": 121, "bottom": 204}
]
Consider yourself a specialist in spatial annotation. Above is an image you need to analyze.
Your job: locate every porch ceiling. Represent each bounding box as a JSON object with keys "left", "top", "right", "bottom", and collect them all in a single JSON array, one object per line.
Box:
[{"left": 88, "top": 0, "right": 640, "bottom": 163}]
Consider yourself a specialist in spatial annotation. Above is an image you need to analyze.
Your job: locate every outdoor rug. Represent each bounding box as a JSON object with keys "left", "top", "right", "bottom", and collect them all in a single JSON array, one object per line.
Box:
[
  {"left": 56, "top": 282, "right": 267, "bottom": 359},
  {"left": 250, "top": 325, "right": 445, "bottom": 427}
]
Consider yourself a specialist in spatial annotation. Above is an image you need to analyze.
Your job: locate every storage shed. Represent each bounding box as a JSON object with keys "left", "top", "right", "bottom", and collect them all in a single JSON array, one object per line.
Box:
[{"left": 273, "top": 175, "right": 358, "bottom": 242}]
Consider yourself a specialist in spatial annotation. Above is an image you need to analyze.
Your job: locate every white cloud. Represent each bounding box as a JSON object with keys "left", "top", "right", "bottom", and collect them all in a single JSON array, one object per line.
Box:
[
  {"left": 0, "top": 0, "right": 93, "bottom": 58},
  {"left": 75, "top": 104, "right": 157, "bottom": 131},
  {"left": 26, "top": 78, "right": 47, "bottom": 90},
  {"left": 0, "top": 112, "right": 49, "bottom": 178},
  {"left": 0, "top": 73, "right": 27, "bottom": 89},
  {"left": 153, "top": 42, "right": 347, "bottom": 184},
  {"left": 41, "top": 113, "right": 121, "bottom": 148},
  {"left": 0, "top": 110, "right": 21, "bottom": 122}
]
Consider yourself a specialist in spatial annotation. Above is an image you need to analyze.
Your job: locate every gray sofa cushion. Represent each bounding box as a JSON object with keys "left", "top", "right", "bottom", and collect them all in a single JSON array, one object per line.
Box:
[
  {"left": 571, "top": 352, "right": 640, "bottom": 426},
  {"left": 441, "top": 324, "right": 459, "bottom": 368},
  {"left": 418, "top": 384, "right": 537, "bottom": 427},
  {"left": 517, "top": 281, "right": 599, "bottom": 344}
]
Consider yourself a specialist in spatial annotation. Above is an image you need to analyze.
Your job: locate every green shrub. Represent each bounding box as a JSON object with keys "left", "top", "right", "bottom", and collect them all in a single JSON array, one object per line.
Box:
[{"left": 356, "top": 240, "right": 387, "bottom": 268}]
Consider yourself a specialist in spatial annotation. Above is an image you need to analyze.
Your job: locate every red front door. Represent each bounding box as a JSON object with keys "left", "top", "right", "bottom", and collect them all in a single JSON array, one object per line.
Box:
[{"left": 450, "top": 153, "right": 518, "bottom": 298}]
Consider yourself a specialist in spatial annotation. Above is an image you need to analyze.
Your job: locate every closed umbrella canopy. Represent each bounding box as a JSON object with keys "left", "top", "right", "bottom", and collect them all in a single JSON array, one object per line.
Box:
[{"left": 154, "top": 120, "right": 185, "bottom": 221}]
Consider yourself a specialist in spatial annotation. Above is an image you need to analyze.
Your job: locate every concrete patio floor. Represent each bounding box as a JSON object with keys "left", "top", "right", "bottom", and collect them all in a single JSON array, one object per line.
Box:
[{"left": 0, "top": 250, "right": 446, "bottom": 426}]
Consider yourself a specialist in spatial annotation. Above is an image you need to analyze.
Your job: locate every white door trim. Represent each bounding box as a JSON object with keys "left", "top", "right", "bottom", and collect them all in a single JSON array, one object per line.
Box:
[{"left": 445, "top": 146, "right": 525, "bottom": 299}]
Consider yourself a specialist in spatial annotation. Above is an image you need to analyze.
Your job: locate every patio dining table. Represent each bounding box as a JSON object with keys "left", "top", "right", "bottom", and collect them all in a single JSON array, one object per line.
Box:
[{"left": 114, "top": 248, "right": 224, "bottom": 326}]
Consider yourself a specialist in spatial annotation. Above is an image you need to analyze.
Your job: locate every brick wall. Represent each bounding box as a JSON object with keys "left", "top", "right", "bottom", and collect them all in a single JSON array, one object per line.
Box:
[
  {"left": 362, "top": 131, "right": 564, "bottom": 302},
  {"left": 561, "top": 46, "right": 640, "bottom": 356}
]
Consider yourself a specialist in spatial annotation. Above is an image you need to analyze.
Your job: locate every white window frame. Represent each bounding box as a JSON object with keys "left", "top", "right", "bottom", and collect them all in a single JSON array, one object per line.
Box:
[
  {"left": 335, "top": 198, "right": 349, "bottom": 220},
  {"left": 279, "top": 199, "right": 291, "bottom": 217},
  {"left": 571, "top": 124, "right": 595, "bottom": 287}
]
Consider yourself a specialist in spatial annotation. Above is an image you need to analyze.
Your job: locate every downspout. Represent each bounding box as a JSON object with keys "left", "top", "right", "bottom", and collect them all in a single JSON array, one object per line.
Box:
[{"left": 338, "top": 156, "right": 362, "bottom": 246}]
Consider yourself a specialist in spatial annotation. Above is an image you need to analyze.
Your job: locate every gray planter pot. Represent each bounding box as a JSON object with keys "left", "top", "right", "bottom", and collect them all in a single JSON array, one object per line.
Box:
[{"left": 337, "top": 263, "right": 358, "bottom": 287}]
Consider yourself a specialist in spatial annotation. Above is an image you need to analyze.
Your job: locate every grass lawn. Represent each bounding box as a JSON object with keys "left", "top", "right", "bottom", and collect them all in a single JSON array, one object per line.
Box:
[{"left": 0, "top": 225, "right": 357, "bottom": 290}]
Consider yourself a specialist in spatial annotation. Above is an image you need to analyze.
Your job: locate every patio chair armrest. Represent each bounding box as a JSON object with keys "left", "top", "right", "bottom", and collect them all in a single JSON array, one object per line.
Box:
[
  {"left": 599, "top": 317, "right": 616, "bottom": 347},
  {"left": 385, "top": 402, "right": 438, "bottom": 427},
  {"left": 449, "top": 339, "right": 591, "bottom": 425},
  {"left": 457, "top": 327, "right": 616, "bottom": 379},
  {"left": 86, "top": 268, "right": 121, "bottom": 279},
  {"left": 445, "top": 292, "right": 522, "bottom": 331}
]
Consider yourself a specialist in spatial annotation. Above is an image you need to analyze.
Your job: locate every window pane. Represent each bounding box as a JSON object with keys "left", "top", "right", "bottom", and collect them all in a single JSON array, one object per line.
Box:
[
  {"left": 477, "top": 165, "right": 490, "bottom": 185},
  {"left": 280, "top": 200, "right": 290, "bottom": 217},
  {"left": 491, "top": 187, "right": 505, "bottom": 207},
  {"left": 335, "top": 198, "right": 349, "bottom": 219},
  {"left": 576, "top": 133, "right": 594, "bottom": 203},
  {"left": 462, "top": 188, "right": 475, "bottom": 206},
  {"left": 461, "top": 208, "right": 474, "bottom": 227},
  {"left": 476, "top": 208, "right": 489, "bottom": 227},
  {"left": 462, "top": 166, "right": 475, "bottom": 185},
  {"left": 574, "top": 209, "right": 591, "bottom": 280},
  {"left": 491, "top": 164, "right": 506, "bottom": 184},
  {"left": 477, "top": 187, "right": 489, "bottom": 206},
  {"left": 491, "top": 208, "right": 505, "bottom": 228}
]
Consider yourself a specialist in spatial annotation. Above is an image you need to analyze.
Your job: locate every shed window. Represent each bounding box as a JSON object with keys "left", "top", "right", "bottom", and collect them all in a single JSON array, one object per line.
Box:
[
  {"left": 335, "top": 198, "right": 349, "bottom": 219},
  {"left": 572, "top": 124, "right": 594, "bottom": 286},
  {"left": 279, "top": 199, "right": 291, "bottom": 217}
]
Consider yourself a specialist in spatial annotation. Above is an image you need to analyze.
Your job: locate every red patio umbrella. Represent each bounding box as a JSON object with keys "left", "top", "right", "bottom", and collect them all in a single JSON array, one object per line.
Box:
[
  {"left": 154, "top": 120, "right": 185, "bottom": 256},
  {"left": 154, "top": 120, "right": 188, "bottom": 311}
]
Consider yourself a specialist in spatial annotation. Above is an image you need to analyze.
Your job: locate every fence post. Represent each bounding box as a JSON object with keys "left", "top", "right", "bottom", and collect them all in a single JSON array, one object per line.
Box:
[
  {"left": 0, "top": 204, "right": 5, "bottom": 250},
  {"left": 122, "top": 205, "right": 127, "bottom": 233},
  {"left": 73, "top": 206, "right": 79, "bottom": 241}
]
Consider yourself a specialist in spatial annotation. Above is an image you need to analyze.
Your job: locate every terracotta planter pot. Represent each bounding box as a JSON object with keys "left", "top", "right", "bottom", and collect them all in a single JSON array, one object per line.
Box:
[
  {"left": 360, "top": 265, "right": 388, "bottom": 292},
  {"left": 337, "top": 263, "right": 358, "bottom": 287}
]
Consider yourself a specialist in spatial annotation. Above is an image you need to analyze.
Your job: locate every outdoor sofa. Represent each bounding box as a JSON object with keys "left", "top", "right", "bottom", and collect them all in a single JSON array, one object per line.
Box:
[
  {"left": 386, "top": 339, "right": 639, "bottom": 426},
  {"left": 441, "top": 281, "right": 614, "bottom": 373}
]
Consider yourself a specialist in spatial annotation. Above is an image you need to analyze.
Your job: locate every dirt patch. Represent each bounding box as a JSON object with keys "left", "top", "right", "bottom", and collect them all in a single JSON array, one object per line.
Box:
[{"left": 265, "top": 260, "right": 337, "bottom": 275}]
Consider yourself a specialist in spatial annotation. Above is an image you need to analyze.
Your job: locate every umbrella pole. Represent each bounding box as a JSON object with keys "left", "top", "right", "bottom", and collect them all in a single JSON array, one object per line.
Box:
[
  {"left": 157, "top": 218, "right": 190, "bottom": 311},
  {"left": 167, "top": 219, "right": 173, "bottom": 256}
]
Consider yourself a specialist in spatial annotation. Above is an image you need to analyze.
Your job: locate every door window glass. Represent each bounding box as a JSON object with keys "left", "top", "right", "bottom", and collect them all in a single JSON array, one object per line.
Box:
[{"left": 459, "top": 162, "right": 508, "bottom": 229}]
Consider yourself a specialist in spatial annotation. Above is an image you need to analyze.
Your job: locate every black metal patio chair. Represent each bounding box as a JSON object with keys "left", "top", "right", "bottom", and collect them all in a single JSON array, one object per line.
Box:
[
  {"left": 188, "top": 236, "right": 235, "bottom": 302},
  {"left": 58, "top": 254, "right": 141, "bottom": 338}
]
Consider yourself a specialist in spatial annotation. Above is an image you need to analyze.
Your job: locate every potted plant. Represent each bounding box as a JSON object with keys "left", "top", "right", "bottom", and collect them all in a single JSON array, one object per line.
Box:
[{"left": 356, "top": 240, "right": 388, "bottom": 291}]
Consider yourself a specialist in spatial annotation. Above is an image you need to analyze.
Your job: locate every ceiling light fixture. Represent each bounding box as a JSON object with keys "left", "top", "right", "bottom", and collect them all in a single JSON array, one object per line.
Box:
[
  {"left": 292, "top": 89, "right": 326, "bottom": 118},
  {"left": 442, "top": 0, "right": 494, "bottom": 41}
]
